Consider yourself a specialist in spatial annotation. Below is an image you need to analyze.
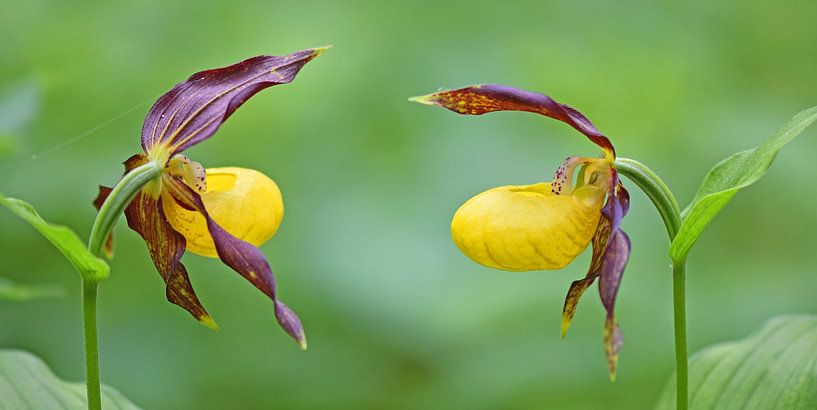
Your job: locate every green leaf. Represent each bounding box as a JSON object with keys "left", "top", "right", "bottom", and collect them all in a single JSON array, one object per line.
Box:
[
  {"left": 0, "top": 350, "right": 140, "bottom": 409},
  {"left": 670, "top": 106, "right": 817, "bottom": 262},
  {"left": 655, "top": 315, "right": 817, "bottom": 410},
  {"left": 0, "top": 194, "right": 109, "bottom": 282},
  {"left": 0, "top": 278, "right": 62, "bottom": 301}
]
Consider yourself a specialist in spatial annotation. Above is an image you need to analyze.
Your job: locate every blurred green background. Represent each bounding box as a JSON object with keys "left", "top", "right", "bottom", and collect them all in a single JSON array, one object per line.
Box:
[{"left": 1, "top": 0, "right": 816, "bottom": 408}]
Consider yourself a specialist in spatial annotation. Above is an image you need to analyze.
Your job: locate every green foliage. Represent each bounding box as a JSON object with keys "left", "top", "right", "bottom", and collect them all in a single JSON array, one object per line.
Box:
[
  {"left": 0, "top": 79, "right": 39, "bottom": 157},
  {"left": 0, "top": 79, "right": 39, "bottom": 133},
  {"left": 655, "top": 315, "right": 817, "bottom": 409},
  {"left": 0, "top": 133, "right": 19, "bottom": 157},
  {"left": 2, "top": 1, "right": 817, "bottom": 408},
  {"left": 0, "top": 278, "right": 62, "bottom": 301},
  {"left": 670, "top": 106, "right": 817, "bottom": 263},
  {"left": 0, "top": 350, "right": 139, "bottom": 409},
  {"left": 0, "top": 194, "right": 109, "bottom": 282}
]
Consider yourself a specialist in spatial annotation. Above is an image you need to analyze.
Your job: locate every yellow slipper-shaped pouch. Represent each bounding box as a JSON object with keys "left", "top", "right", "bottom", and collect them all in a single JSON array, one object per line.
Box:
[
  {"left": 451, "top": 182, "right": 604, "bottom": 271},
  {"left": 163, "top": 167, "right": 284, "bottom": 258}
]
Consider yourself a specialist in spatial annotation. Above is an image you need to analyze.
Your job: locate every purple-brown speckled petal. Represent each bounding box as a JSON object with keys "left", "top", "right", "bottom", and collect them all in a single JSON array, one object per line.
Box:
[
  {"left": 412, "top": 84, "right": 615, "bottom": 157},
  {"left": 597, "top": 229, "right": 630, "bottom": 379},
  {"left": 163, "top": 174, "right": 306, "bottom": 348},
  {"left": 114, "top": 154, "right": 217, "bottom": 329},
  {"left": 142, "top": 47, "right": 327, "bottom": 155},
  {"left": 561, "top": 276, "right": 596, "bottom": 338},
  {"left": 561, "top": 175, "right": 631, "bottom": 363},
  {"left": 561, "top": 215, "right": 610, "bottom": 337}
]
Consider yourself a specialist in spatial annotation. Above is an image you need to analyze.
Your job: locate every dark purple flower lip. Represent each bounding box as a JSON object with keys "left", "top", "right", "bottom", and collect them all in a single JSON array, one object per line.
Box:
[
  {"left": 95, "top": 47, "right": 327, "bottom": 348},
  {"left": 412, "top": 84, "right": 631, "bottom": 378}
]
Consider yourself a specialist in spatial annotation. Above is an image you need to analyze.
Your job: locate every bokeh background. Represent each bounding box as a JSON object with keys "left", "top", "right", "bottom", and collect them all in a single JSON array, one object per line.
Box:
[{"left": 1, "top": 0, "right": 816, "bottom": 408}]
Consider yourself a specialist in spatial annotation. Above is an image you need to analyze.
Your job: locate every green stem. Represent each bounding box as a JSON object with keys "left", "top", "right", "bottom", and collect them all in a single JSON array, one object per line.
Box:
[
  {"left": 615, "top": 158, "right": 688, "bottom": 410},
  {"left": 82, "top": 281, "right": 101, "bottom": 410},
  {"left": 88, "top": 160, "right": 162, "bottom": 257},
  {"left": 614, "top": 158, "right": 681, "bottom": 238},
  {"left": 672, "top": 260, "right": 688, "bottom": 409},
  {"left": 82, "top": 159, "right": 162, "bottom": 409}
]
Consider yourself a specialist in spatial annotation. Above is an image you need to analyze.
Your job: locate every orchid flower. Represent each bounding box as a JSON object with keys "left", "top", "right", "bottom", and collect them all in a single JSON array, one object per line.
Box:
[
  {"left": 94, "top": 47, "right": 328, "bottom": 349},
  {"left": 411, "top": 84, "right": 631, "bottom": 378}
]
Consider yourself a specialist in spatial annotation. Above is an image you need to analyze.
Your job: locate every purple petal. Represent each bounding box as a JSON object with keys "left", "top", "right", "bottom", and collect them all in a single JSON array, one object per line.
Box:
[
  {"left": 598, "top": 230, "right": 631, "bottom": 313},
  {"left": 275, "top": 300, "right": 307, "bottom": 350},
  {"left": 598, "top": 229, "right": 630, "bottom": 379},
  {"left": 142, "top": 47, "right": 328, "bottom": 155},
  {"left": 412, "top": 84, "right": 615, "bottom": 156},
  {"left": 163, "top": 175, "right": 306, "bottom": 347},
  {"left": 592, "top": 180, "right": 631, "bottom": 379},
  {"left": 601, "top": 176, "right": 630, "bottom": 234},
  {"left": 561, "top": 179, "right": 631, "bottom": 358},
  {"left": 116, "top": 155, "right": 217, "bottom": 329}
]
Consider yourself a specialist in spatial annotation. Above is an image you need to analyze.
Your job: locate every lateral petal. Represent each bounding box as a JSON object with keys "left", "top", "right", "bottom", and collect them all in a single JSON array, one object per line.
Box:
[
  {"left": 597, "top": 229, "right": 631, "bottom": 380},
  {"left": 561, "top": 178, "right": 630, "bottom": 338},
  {"left": 163, "top": 174, "right": 306, "bottom": 348},
  {"left": 561, "top": 276, "right": 595, "bottom": 338},
  {"left": 560, "top": 215, "right": 610, "bottom": 337},
  {"left": 123, "top": 190, "right": 217, "bottom": 330},
  {"left": 142, "top": 47, "right": 328, "bottom": 155},
  {"left": 107, "top": 154, "right": 217, "bottom": 329}
]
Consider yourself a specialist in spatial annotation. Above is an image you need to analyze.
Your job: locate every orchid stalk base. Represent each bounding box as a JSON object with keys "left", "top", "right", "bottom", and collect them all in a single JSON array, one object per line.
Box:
[
  {"left": 83, "top": 160, "right": 162, "bottom": 409},
  {"left": 82, "top": 281, "right": 101, "bottom": 410},
  {"left": 672, "top": 261, "right": 688, "bottom": 410},
  {"left": 614, "top": 158, "right": 687, "bottom": 409}
]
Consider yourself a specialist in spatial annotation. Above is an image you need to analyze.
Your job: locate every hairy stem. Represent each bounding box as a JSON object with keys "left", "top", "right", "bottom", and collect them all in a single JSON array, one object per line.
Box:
[
  {"left": 615, "top": 158, "right": 687, "bottom": 409},
  {"left": 83, "top": 160, "right": 161, "bottom": 409}
]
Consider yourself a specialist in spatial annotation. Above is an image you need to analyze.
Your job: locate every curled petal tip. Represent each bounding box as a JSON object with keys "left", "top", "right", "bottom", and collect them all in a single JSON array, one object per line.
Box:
[
  {"left": 274, "top": 300, "right": 307, "bottom": 349},
  {"left": 607, "top": 353, "right": 619, "bottom": 381},
  {"left": 561, "top": 277, "right": 594, "bottom": 341},
  {"left": 604, "top": 318, "right": 623, "bottom": 381},
  {"left": 311, "top": 45, "right": 333, "bottom": 56},
  {"left": 408, "top": 94, "right": 436, "bottom": 105},
  {"left": 560, "top": 321, "right": 570, "bottom": 340},
  {"left": 199, "top": 315, "right": 220, "bottom": 331}
]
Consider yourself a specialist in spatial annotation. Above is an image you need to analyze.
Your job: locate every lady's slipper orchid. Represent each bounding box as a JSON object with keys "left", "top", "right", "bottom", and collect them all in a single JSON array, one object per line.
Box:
[
  {"left": 94, "top": 47, "right": 327, "bottom": 349},
  {"left": 412, "top": 84, "right": 631, "bottom": 378}
]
